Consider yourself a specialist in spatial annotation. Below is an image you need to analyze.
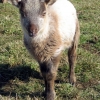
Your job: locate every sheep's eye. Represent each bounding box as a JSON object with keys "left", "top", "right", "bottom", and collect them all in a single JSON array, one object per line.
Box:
[
  {"left": 18, "top": 1, "right": 22, "bottom": 7},
  {"left": 18, "top": 2, "right": 26, "bottom": 18},
  {"left": 20, "top": 11, "right": 26, "bottom": 18},
  {"left": 19, "top": 8, "right": 27, "bottom": 18}
]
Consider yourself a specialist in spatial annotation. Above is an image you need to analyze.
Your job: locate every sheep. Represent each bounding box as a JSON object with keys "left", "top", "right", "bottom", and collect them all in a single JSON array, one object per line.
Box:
[
  {"left": 11, "top": 0, "right": 80, "bottom": 100},
  {"left": 0, "top": 0, "right": 7, "bottom": 3}
]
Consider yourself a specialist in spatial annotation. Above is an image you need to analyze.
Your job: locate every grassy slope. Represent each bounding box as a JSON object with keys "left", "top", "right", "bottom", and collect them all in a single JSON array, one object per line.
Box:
[{"left": 0, "top": 0, "right": 100, "bottom": 100}]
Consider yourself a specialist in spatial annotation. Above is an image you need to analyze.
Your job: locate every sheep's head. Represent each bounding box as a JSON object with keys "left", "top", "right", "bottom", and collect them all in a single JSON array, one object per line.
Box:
[{"left": 11, "top": 0, "right": 56, "bottom": 37}]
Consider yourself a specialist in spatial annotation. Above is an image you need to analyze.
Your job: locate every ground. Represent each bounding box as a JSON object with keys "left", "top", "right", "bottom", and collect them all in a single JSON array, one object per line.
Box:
[{"left": 0, "top": 0, "right": 100, "bottom": 100}]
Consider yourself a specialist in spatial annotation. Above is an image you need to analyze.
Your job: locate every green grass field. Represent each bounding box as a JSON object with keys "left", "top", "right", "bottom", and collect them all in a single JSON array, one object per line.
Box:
[{"left": 0, "top": 0, "right": 100, "bottom": 100}]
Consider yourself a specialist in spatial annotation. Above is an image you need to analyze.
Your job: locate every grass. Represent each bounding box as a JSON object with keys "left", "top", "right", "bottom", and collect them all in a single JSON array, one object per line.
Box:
[{"left": 0, "top": 0, "right": 100, "bottom": 100}]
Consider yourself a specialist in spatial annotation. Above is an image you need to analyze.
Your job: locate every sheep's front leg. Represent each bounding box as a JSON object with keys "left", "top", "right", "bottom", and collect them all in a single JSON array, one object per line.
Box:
[
  {"left": 40, "top": 61, "right": 56, "bottom": 100},
  {"left": 68, "top": 44, "right": 77, "bottom": 86},
  {"left": 39, "top": 55, "right": 61, "bottom": 100}
]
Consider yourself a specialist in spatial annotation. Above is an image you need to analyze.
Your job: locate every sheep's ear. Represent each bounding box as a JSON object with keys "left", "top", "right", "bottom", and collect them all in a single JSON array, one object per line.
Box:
[
  {"left": 10, "top": 0, "right": 21, "bottom": 7},
  {"left": 43, "top": 0, "right": 56, "bottom": 5}
]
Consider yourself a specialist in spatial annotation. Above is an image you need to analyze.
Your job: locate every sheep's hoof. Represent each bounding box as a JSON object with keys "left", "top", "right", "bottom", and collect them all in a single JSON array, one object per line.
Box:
[
  {"left": 69, "top": 76, "right": 76, "bottom": 86},
  {"left": 45, "top": 91, "right": 56, "bottom": 100}
]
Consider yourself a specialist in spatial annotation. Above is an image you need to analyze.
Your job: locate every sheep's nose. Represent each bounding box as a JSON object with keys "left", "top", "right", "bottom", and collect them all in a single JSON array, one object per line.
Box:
[{"left": 28, "top": 24, "right": 38, "bottom": 37}]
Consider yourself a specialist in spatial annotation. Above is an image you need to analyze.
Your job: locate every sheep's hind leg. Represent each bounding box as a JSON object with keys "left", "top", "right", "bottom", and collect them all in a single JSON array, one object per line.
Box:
[
  {"left": 68, "top": 43, "right": 77, "bottom": 86},
  {"left": 68, "top": 20, "right": 80, "bottom": 86}
]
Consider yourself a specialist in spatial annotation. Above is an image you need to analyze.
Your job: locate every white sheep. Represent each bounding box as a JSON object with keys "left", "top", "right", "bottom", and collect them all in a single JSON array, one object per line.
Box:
[{"left": 11, "top": 0, "right": 80, "bottom": 100}]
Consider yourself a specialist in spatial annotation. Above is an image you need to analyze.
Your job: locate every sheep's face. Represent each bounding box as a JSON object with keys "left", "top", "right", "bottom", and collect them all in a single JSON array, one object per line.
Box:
[
  {"left": 18, "top": 0, "right": 47, "bottom": 37},
  {"left": 11, "top": 0, "right": 56, "bottom": 37}
]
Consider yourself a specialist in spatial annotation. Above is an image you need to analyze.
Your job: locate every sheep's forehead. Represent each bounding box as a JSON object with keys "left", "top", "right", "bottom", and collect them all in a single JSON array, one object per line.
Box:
[{"left": 23, "top": 0, "right": 41, "bottom": 11}]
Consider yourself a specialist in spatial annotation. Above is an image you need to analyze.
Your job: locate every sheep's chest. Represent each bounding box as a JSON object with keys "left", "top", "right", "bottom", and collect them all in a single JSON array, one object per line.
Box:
[{"left": 24, "top": 34, "right": 62, "bottom": 62}]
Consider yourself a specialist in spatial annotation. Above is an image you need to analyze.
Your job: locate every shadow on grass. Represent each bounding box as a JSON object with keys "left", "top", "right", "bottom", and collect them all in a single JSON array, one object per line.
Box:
[
  {"left": 0, "top": 64, "right": 43, "bottom": 98},
  {"left": 0, "top": 64, "right": 42, "bottom": 87},
  {"left": 0, "top": 64, "right": 68, "bottom": 85}
]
